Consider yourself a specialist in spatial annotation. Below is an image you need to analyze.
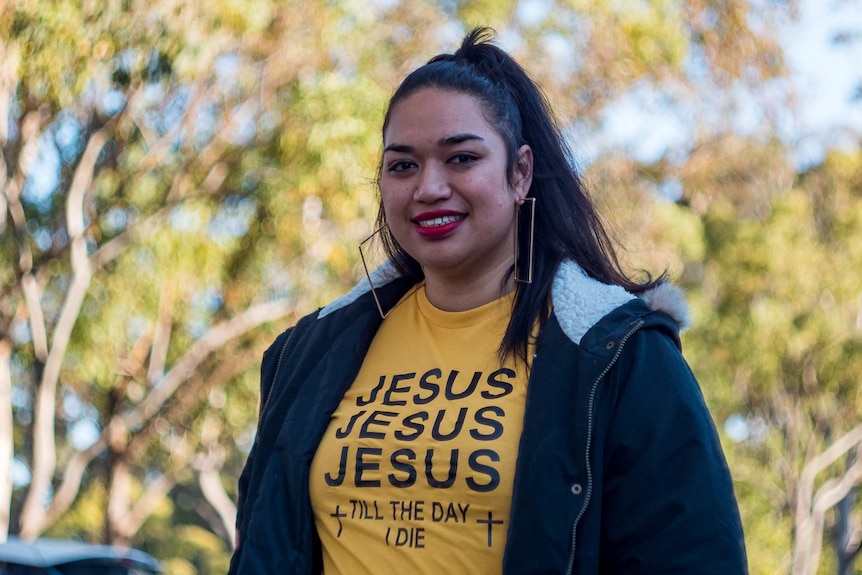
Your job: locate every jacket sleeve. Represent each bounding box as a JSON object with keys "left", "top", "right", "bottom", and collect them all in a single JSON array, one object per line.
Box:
[
  {"left": 598, "top": 326, "right": 748, "bottom": 574},
  {"left": 231, "top": 327, "right": 293, "bottom": 563}
]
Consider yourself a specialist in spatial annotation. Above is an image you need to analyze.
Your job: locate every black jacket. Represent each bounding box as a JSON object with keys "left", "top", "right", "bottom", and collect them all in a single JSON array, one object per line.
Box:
[{"left": 229, "top": 261, "right": 748, "bottom": 574}]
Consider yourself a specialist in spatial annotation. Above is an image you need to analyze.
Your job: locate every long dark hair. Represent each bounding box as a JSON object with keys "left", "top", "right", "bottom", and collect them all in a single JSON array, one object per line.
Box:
[{"left": 376, "top": 27, "right": 663, "bottom": 362}]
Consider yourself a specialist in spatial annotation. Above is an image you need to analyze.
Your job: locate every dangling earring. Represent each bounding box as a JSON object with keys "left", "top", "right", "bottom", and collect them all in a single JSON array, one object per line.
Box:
[
  {"left": 515, "top": 197, "right": 535, "bottom": 284},
  {"left": 359, "top": 224, "right": 392, "bottom": 319}
]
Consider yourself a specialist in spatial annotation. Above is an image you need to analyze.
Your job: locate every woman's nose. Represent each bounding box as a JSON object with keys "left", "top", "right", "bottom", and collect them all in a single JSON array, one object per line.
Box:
[{"left": 413, "top": 164, "right": 451, "bottom": 202}]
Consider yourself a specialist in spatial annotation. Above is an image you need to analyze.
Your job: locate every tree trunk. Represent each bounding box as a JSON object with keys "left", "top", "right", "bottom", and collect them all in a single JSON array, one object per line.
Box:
[
  {"left": 0, "top": 338, "right": 13, "bottom": 540},
  {"left": 833, "top": 452, "right": 861, "bottom": 575},
  {"left": 793, "top": 425, "right": 862, "bottom": 575}
]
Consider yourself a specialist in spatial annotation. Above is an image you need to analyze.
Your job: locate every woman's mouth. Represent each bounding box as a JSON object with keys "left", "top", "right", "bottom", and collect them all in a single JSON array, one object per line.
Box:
[
  {"left": 415, "top": 214, "right": 464, "bottom": 227},
  {"left": 413, "top": 213, "right": 465, "bottom": 238}
]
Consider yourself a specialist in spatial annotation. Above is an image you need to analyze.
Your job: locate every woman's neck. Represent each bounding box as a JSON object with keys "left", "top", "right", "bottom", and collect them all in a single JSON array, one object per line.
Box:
[{"left": 421, "top": 260, "right": 515, "bottom": 312}]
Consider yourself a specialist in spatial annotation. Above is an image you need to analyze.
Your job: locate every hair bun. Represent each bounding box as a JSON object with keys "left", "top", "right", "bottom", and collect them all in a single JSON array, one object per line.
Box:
[{"left": 433, "top": 27, "right": 511, "bottom": 95}]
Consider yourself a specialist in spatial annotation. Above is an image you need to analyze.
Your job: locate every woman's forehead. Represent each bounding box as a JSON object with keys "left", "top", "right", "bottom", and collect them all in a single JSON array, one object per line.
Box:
[{"left": 384, "top": 88, "right": 499, "bottom": 146}]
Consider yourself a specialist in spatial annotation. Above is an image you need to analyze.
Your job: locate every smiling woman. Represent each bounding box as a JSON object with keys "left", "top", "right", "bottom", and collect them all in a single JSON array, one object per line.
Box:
[{"left": 229, "top": 27, "right": 748, "bottom": 575}]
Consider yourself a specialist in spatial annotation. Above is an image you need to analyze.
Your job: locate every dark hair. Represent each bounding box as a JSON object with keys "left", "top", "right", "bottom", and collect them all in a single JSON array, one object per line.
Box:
[{"left": 376, "top": 27, "right": 663, "bottom": 362}]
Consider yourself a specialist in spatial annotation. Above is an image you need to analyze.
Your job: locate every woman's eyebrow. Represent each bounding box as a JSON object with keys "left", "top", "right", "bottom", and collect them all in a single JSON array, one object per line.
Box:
[
  {"left": 439, "top": 133, "right": 484, "bottom": 146},
  {"left": 384, "top": 133, "right": 485, "bottom": 154},
  {"left": 383, "top": 143, "right": 413, "bottom": 154}
]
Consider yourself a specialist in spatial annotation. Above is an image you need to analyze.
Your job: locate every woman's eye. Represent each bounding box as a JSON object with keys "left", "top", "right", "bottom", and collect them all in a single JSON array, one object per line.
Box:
[
  {"left": 388, "top": 160, "right": 415, "bottom": 173},
  {"left": 450, "top": 153, "right": 477, "bottom": 164}
]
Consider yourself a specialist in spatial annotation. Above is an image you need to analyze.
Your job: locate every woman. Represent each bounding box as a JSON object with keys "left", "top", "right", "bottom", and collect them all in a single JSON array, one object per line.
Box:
[{"left": 229, "top": 28, "right": 747, "bottom": 574}]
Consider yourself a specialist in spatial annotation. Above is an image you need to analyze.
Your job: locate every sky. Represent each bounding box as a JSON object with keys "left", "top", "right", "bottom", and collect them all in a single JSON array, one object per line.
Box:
[
  {"left": 21, "top": 0, "right": 860, "bottom": 208},
  {"left": 781, "top": 0, "right": 862, "bottom": 166},
  {"left": 594, "top": 0, "right": 862, "bottom": 169}
]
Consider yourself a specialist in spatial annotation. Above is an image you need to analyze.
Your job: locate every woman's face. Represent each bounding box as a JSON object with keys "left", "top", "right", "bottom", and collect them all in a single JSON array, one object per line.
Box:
[{"left": 381, "top": 88, "right": 532, "bottom": 285}]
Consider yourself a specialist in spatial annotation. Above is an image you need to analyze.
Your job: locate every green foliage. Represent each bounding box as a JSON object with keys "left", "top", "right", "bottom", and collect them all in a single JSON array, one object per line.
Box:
[
  {"left": 4, "top": 0, "right": 861, "bottom": 571},
  {"left": 684, "top": 149, "right": 862, "bottom": 570},
  {"left": 48, "top": 481, "right": 109, "bottom": 539},
  {"left": 148, "top": 525, "right": 230, "bottom": 575}
]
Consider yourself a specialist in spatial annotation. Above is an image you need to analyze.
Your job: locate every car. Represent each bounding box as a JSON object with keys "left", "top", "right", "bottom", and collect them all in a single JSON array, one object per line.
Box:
[{"left": 0, "top": 536, "right": 161, "bottom": 574}]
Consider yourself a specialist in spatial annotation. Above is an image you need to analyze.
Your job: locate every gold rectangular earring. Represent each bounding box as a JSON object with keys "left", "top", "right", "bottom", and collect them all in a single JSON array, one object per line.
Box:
[
  {"left": 515, "top": 197, "right": 535, "bottom": 284},
  {"left": 359, "top": 225, "right": 391, "bottom": 319}
]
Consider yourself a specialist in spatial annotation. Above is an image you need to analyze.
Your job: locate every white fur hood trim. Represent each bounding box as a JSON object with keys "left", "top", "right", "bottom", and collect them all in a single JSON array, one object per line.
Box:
[
  {"left": 551, "top": 261, "right": 636, "bottom": 344},
  {"left": 552, "top": 261, "right": 691, "bottom": 344},
  {"left": 638, "top": 281, "right": 691, "bottom": 332},
  {"left": 318, "top": 259, "right": 691, "bottom": 341}
]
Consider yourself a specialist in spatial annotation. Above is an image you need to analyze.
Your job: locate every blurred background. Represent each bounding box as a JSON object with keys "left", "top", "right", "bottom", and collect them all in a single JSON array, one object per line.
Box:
[{"left": 1, "top": 0, "right": 860, "bottom": 573}]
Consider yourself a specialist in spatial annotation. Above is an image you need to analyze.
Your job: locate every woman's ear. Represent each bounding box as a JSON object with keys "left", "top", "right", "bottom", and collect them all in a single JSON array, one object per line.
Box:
[{"left": 512, "top": 144, "right": 533, "bottom": 201}]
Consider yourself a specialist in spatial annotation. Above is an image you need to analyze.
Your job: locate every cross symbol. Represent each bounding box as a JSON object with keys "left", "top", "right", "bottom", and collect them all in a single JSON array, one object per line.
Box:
[
  {"left": 476, "top": 511, "right": 504, "bottom": 547},
  {"left": 330, "top": 505, "right": 347, "bottom": 537}
]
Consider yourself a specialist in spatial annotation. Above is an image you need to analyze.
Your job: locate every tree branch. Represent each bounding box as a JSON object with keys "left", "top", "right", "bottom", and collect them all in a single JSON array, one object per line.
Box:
[
  {"left": 41, "top": 438, "right": 107, "bottom": 529},
  {"left": 814, "top": 455, "right": 862, "bottom": 521},
  {"left": 35, "top": 301, "right": 289, "bottom": 535},
  {"left": 122, "top": 473, "right": 178, "bottom": 542},
  {"left": 195, "top": 447, "right": 236, "bottom": 550},
  {"left": 121, "top": 298, "right": 292, "bottom": 432},
  {"left": 89, "top": 204, "right": 172, "bottom": 270},
  {"left": 2, "top": 127, "right": 49, "bottom": 363},
  {"left": 793, "top": 424, "right": 862, "bottom": 575},
  {"left": 0, "top": 338, "right": 14, "bottom": 540},
  {"left": 107, "top": 459, "right": 132, "bottom": 543},
  {"left": 802, "top": 454, "right": 862, "bottom": 575},
  {"left": 18, "top": 127, "right": 107, "bottom": 538},
  {"left": 147, "top": 281, "right": 174, "bottom": 384},
  {"left": 20, "top": 275, "right": 48, "bottom": 362}
]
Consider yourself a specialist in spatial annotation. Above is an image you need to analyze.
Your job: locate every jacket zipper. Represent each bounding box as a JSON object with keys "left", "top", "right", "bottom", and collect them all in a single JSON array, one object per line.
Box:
[
  {"left": 255, "top": 315, "right": 306, "bottom": 443},
  {"left": 566, "top": 318, "right": 644, "bottom": 575}
]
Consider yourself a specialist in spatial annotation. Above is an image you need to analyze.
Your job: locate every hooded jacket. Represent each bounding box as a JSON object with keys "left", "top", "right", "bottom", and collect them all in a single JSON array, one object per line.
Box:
[{"left": 229, "top": 261, "right": 748, "bottom": 574}]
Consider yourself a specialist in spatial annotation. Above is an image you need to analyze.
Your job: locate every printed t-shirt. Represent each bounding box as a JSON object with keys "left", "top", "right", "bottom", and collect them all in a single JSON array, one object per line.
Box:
[{"left": 309, "top": 284, "right": 530, "bottom": 574}]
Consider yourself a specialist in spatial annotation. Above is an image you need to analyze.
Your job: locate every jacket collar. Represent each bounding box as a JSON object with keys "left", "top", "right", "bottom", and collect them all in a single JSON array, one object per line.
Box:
[
  {"left": 318, "top": 259, "right": 690, "bottom": 343},
  {"left": 318, "top": 259, "right": 401, "bottom": 319}
]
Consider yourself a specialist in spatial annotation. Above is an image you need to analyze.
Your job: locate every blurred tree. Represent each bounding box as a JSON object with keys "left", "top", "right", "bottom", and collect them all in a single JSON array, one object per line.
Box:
[
  {"left": 5, "top": 0, "right": 859, "bottom": 572},
  {"left": 0, "top": 0, "right": 381, "bottom": 551}
]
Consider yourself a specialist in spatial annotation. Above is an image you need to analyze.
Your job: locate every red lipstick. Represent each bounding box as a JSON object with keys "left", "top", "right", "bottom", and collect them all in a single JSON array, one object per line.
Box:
[{"left": 412, "top": 210, "right": 465, "bottom": 239}]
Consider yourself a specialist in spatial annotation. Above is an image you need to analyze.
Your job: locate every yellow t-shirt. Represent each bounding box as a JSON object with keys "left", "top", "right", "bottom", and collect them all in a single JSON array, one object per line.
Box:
[{"left": 309, "top": 284, "right": 529, "bottom": 574}]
